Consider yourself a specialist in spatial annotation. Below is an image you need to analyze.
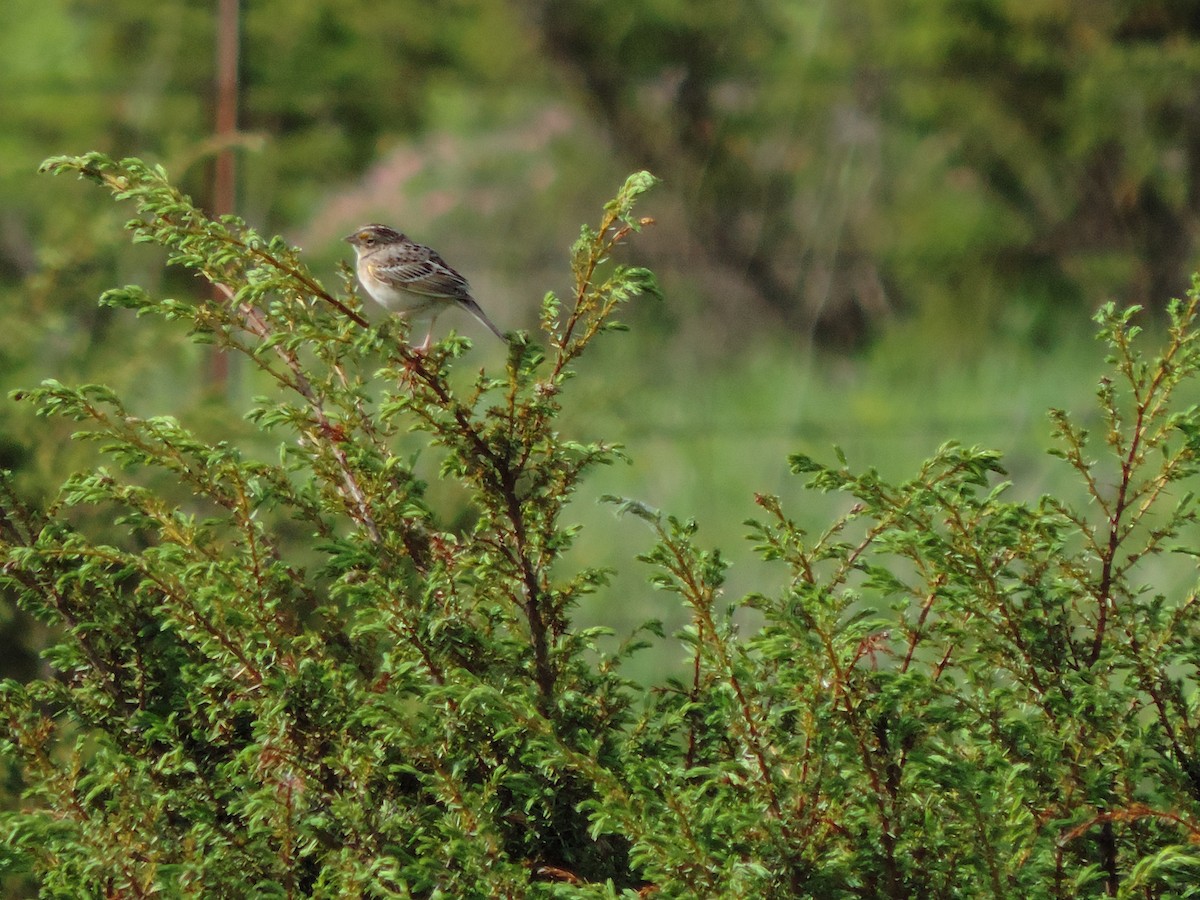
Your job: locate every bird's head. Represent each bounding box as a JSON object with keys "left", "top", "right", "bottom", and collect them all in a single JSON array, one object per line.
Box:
[{"left": 344, "top": 224, "right": 405, "bottom": 250}]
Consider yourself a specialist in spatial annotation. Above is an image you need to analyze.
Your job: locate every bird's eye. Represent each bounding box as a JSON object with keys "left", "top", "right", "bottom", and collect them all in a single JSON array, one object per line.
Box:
[{"left": 359, "top": 232, "right": 373, "bottom": 245}]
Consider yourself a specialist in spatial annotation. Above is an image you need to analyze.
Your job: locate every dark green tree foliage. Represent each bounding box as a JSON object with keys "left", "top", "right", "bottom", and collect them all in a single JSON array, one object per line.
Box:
[
  {"left": 531, "top": 0, "right": 1200, "bottom": 343},
  {"left": 863, "top": 0, "right": 1200, "bottom": 339},
  {"left": 5, "top": 155, "right": 1200, "bottom": 896}
]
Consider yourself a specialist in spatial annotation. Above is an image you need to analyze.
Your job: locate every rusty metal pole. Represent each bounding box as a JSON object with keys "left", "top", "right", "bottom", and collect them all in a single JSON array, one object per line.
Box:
[{"left": 209, "top": 0, "right": 239, "bottom": 389}]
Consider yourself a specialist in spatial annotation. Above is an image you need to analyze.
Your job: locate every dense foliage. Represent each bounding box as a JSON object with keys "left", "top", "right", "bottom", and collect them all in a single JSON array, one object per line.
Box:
[{"left": 3, "top": 155, "right": 1200, "bottom": 896}]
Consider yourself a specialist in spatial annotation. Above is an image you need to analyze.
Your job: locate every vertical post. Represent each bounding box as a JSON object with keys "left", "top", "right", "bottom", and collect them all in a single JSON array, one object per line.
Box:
[{"left": 209, "top": 0, "right": 239, "bottom": 389}]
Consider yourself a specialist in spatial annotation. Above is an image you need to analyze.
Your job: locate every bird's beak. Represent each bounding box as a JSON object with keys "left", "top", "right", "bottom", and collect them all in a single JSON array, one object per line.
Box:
[{"left": 342, "top": 232, "right": 358, "bottom": 245}]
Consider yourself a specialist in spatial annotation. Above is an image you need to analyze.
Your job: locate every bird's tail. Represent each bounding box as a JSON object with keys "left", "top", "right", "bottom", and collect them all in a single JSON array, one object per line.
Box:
[{"left": 461, "top": 297, "right": 506, "bottom": 342}]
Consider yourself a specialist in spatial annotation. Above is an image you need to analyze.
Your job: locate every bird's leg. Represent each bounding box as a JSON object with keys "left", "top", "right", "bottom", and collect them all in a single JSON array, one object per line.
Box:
[{"left": 413, "top": 321, "right": 434, "bottom": 354}]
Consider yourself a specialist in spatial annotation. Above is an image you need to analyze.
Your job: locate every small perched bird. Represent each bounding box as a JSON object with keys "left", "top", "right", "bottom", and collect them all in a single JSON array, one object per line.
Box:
[{"left": 344, "top": 224, "right": 505, "bottom": 351}]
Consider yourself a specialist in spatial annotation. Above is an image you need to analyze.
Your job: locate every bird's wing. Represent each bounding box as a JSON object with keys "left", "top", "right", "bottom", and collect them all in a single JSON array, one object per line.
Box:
[{"left": 371, "top": 248, "right": 472, "bottom": 300}]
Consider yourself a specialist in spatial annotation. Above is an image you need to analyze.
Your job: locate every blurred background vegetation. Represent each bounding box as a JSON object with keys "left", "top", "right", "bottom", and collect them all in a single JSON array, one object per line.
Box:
[{"left": 3, "top": 0, "right": 1200, "bottom": 681}]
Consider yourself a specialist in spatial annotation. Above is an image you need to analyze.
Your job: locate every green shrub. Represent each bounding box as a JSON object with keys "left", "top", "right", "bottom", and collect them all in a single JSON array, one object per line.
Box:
[{"left": 3, "top": 154, "right": 1200, "bottom": 897}]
